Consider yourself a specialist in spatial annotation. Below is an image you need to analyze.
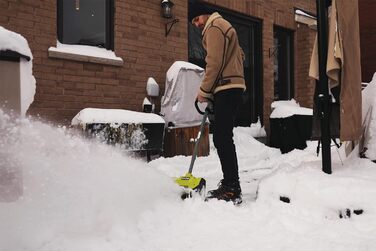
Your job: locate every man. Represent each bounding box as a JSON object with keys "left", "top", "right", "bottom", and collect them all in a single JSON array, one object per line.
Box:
[{"left": 189, "top": 0, "right": 246, "bottom": 204}]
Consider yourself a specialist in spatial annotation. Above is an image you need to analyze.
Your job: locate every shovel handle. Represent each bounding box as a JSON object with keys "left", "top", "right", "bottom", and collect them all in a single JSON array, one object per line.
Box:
[
  {"left": 188, "top": 99, "right": 213, "bottom": 174},
  {"left": 195, "top": 98, "right": 214, "bottom": 115}
]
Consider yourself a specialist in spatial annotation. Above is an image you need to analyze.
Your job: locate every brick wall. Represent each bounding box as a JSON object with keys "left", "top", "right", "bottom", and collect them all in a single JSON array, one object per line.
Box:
[
  {"left": 295, "top": 23, "right": 316, "bottom": 109},
  {"left": 0, "top": 0, "right": 188, "bottom": 124},
  {"left": 0, "top": 0, "right": 317, "bottom": 130},
  {"left": 359, "top": 0, "right": 376, "bottom": 82}
]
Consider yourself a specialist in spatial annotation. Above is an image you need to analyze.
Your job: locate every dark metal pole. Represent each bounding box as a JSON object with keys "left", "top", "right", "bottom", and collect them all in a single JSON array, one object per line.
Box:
[{"left": 316, "top": 0, "right": 332, "bottom": 174}]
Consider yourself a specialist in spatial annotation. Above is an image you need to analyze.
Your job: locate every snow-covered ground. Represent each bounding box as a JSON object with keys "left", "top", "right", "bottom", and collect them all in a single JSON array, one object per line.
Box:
[{"left": 1, "top": 107, "right": 376, "bottom": 251}]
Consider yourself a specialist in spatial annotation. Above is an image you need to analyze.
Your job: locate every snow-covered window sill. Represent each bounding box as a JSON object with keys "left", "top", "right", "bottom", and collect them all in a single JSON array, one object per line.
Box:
[
  {"left": 295, "top": 9, "right": 317, "bottom": 30},
  {"left": 48, "top": 42, "right": 123, "bottom": 67}
]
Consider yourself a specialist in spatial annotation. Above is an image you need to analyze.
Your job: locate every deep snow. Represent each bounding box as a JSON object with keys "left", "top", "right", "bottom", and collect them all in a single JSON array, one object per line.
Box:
[{"left": 1, "top": 108, "right": 376, "bottom": 251}]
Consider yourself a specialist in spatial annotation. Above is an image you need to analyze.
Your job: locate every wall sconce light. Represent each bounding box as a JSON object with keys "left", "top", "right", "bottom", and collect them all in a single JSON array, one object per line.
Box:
[{"left": 161, "top": 0, "right": 179, "bottom": 37}]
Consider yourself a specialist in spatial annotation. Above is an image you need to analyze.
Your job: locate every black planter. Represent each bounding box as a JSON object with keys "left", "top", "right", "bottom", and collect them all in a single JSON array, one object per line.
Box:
[{"left": 269, "top": 115, "right": 313, "bottom": 154}]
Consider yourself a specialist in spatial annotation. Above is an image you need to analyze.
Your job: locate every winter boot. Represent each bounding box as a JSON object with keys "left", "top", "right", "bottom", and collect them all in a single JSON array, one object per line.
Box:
[{"left": 205, "top": 180, "right": 242, "bottom": 205}]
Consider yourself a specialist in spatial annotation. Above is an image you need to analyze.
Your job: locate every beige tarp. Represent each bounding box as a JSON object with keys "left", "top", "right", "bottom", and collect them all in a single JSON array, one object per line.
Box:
[{"left": 309, "top": 0, "right": 362, "bottom": 141}]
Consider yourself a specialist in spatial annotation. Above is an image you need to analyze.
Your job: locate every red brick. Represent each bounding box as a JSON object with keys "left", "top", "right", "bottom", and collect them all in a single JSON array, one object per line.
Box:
[
  {"left": 75, "top": 83, "right": 95, "bottom": 90},
  {"left": 359, "top": 0, "right": 376, "bottom": 82}
]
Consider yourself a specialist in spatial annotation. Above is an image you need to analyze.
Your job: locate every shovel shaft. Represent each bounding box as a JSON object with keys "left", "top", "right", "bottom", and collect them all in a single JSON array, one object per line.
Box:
[{"left": 188, "top": 109, "right": 208, "bottom": 174}]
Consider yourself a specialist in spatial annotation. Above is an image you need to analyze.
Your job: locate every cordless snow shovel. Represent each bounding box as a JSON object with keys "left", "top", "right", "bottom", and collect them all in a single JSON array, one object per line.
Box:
[{"left": 175, "top": 99, "right": 213, "bottom": 199}]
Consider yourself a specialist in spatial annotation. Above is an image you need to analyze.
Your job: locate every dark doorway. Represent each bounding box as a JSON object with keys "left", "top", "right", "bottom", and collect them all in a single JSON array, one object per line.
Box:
[
  {"left": 188, "top": 6, "right": 263, "bottom": 126},
  {"left": 273, "top": 26, "right": 294, "bottom": 100}
]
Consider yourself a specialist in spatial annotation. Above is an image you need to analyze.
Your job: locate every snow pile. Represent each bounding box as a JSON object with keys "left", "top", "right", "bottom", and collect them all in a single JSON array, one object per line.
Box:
[
  {"left": 70, "top": 108, "right": 165, "bottom": 150},
  {"left": 141, "top": 150, "right": 376, "bottom": 251},
  {"left": 1, "top": 109, "right": 376, "bottom": 251},
  {"left": 237, "top": 120, "right": 266, "bottom": 138},
  {"left": 71, "top": 108, "right": 165, "bottom": 126},
  {"left": 361, "top": 72, "right": 376, "bottom": 160},
  {"left": 270, "top": 99, "right": 313, "bottom": 118},
  {"left": 258, "top": 159, "right": 376, "bottom": 219},
  {"left": 0, "top": 26, "right": 32, "bottom": 58},
  {"left": 0, "top": 109, "right": 178, "bottom": 251}
]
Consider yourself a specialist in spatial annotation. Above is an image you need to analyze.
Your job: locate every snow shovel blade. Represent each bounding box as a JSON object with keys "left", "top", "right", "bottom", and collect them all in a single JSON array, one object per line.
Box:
[{"left": 175, "top": 173, "right": 206, "bottom": 200}]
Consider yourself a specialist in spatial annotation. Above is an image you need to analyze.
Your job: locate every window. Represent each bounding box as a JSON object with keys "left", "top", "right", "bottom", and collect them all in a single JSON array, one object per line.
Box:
[{"left": 57, "top": 0, "right": 114, "bottom": 50}]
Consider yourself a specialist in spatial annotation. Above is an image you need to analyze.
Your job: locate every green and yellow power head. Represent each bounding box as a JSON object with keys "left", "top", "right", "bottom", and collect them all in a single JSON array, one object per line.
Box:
[{"left": 175, "top": 173, "right": 206, "bottom": 199}]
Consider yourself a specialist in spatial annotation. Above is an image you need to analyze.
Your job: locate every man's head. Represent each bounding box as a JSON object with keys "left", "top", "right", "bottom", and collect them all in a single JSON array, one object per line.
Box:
[{"left": 189, "top": 0, "right": 212, "bottom": 29}]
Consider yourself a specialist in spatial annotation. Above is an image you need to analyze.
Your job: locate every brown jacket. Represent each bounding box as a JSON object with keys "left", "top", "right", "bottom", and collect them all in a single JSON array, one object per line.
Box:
[{"left": 199, "top": 12, "right": 246, "bottom": 98}]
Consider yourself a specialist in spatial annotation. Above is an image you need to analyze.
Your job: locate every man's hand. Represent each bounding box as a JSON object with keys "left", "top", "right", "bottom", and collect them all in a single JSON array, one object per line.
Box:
[{"left": 197, "top": 94, "right": 208, "bottom": 103}]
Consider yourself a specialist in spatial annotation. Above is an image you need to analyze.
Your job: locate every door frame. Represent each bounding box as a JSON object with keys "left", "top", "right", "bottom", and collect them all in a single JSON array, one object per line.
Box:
[
  {"left": 273, "top": 25, "right": 295, "bottom": 101},
  {"left": 188, "top": 2, "right": 264, "bottom": 125}
]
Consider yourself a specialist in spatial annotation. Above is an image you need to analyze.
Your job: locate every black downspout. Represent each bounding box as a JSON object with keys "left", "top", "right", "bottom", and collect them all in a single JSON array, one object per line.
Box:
[{"left": 316, "top": 0, "right": 332, "bottom": 174}]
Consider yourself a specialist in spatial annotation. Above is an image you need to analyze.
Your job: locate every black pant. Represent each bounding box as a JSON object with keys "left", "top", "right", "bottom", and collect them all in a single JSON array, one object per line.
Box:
[{"left": 213, "top": 88, "right": 243, "bottom": 186}]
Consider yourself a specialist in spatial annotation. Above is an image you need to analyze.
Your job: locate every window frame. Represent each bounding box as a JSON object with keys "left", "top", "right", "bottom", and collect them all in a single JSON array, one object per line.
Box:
[{"left": 57, "top": 0, "right": 115, "bottom": 50}]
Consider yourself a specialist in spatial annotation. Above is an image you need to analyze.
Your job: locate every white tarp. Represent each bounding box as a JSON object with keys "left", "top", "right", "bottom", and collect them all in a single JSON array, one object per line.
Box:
[{"left": 161, "top": 61, "right": 205, "bottom": 127}]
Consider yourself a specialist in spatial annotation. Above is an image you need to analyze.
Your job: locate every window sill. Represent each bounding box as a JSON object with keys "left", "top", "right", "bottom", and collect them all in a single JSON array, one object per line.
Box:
[
  {"left": 48, "top": 42, "right": 123, "bottom": 67},
  {"left": 295, "top": 10, "right": 317, "bottom": 30}
]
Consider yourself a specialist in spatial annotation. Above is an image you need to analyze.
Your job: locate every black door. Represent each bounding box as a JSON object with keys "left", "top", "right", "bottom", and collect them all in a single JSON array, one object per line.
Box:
[
  {"left": 188, "top": 7, "right": 262, "bottom": 126},
  {"left": 273, "top": 26, "right": 294, "bottom": 100}
]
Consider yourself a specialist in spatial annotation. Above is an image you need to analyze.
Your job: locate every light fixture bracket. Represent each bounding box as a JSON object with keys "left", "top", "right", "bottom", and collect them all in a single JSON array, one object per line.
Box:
[{"left": 165, "top": 19, "right": 179, "bottom": 37}]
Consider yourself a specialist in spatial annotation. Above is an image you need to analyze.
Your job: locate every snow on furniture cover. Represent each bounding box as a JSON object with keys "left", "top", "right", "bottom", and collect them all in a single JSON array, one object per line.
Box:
[{"left": 71, "top": 108, "right": 165, "bottom": 151}]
